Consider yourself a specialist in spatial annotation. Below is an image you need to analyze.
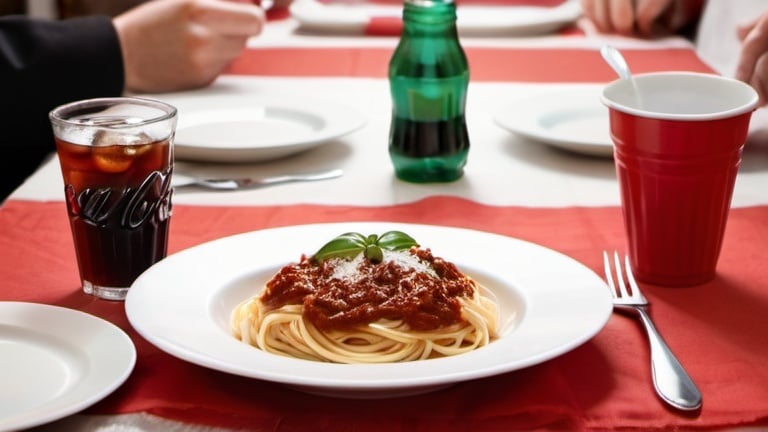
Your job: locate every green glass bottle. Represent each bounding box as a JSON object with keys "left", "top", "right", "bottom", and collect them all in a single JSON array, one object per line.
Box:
[{"left": 388, "top": 0, "right": 470, "bottom": 183}]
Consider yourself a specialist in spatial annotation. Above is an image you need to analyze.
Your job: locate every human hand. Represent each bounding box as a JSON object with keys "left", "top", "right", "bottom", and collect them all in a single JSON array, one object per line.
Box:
[
  {"left": 580, "top": 0, "right": 701, "bottom": 36},
  {"left": 114, "top": 0, "right": 265, "bottom": 93},
  {"left": 736, "top": 14, "right": 768, "bottom": 106}
]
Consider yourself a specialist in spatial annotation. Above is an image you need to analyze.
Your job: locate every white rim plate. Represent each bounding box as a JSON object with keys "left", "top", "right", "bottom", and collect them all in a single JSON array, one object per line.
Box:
[
  {"left": 126, "top": 222, "right": 612, "bottom": 398},
  {"left": 159, "top": 94, "right": 366, "bottom": 163},
  {"left": 290, "top": 0, "right": 582, "bottom": 36},
  {"left": 495, "top": 86, "right": 614, "bottom": 157},
  {"left": 0, "top": 302, "right": 136, "bottom": 430}
]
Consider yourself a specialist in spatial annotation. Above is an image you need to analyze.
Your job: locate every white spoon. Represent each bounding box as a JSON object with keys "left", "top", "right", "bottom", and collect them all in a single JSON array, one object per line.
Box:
[
  {"left": 600, "top": 45, "right": 644, "bottom": 109},
  {"left": 601, "top": 45, "right": 632, "bottom": 80}
]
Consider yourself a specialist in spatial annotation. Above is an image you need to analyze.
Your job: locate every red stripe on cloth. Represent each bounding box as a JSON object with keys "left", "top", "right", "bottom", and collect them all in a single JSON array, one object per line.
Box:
[
  {"left": 226, "top": 47, "right": 714, "bottom": 81},
  {"left": 457, "top": 0, "right": 567, "bottom": 5},
  {"left": 2, "top": 198, "right": 768, "bottom": 430},
  {"left": 265, "top": 7, "right": 291, "bottom": 20},
  {"left": 319, "top": 0, "right": 567, "bottom": 5},
  {"left": 364, "top": 16, "right": 403, "bottom": 36}
]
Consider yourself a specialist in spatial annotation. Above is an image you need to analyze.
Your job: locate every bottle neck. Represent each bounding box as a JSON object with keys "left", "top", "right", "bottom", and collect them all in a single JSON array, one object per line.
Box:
[{"left": 402, "top": 0, "right": 457, "bottom": 35}]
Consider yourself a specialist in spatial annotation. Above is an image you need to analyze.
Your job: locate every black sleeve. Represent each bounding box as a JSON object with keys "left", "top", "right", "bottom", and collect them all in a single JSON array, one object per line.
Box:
[{"left": 0, "top": 15, "right": 125, "bottom": 200}]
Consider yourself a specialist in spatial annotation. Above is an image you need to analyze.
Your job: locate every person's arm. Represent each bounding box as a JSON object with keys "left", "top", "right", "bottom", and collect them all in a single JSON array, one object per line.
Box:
[
  {"left": 0, "top": 15, "right": 124, "bottom": 200},
  {"left": 0, "top": 0, "right": 265, "bottom": 200},
  {"left": 0, "top": 15, "right": 124, "bottom": 113},
  {"left": 113, "top": 0, "right": 265, "bottom": 93}
]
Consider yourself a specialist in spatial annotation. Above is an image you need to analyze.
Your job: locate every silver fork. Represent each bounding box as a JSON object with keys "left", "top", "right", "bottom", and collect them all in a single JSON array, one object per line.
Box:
[
  {"left": 603, "top": 251, "right": 703, "bottom": 411},
  {"left": 171, "top": 169, "right": 343, "bottom": 191}
]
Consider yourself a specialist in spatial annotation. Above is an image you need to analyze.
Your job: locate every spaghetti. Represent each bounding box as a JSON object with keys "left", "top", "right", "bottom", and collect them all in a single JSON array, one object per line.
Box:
[{"left": 231, "top": 233, "right": 498, "bottom": 363}]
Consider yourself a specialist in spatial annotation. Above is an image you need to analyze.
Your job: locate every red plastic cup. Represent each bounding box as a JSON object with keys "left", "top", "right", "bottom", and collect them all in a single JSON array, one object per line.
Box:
[{"left": 602, "top": 72, "right": 759, "bottom": 286}]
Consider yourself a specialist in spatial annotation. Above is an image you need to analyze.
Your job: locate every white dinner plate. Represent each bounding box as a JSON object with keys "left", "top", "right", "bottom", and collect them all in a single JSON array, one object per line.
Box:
[
  {"left": 494, "top": 86, "right": 614, "bottom": 157},
  {"left": 0, "top": 302, "right": 136, "bottom": 431},
  {"left": 290, "top": 0, "right": 582, "bottom": 36},
  {"left": 126, "top": 222, "right": 612, "bottom": 398},
  {"left": 157, "top": 94, "right": 366, "bottom": 163}
]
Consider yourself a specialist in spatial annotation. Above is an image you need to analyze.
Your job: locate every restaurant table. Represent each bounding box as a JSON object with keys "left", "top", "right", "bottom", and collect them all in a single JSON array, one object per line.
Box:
[{"left": 4, "top": 2, "right": 768, "bottom": 431}]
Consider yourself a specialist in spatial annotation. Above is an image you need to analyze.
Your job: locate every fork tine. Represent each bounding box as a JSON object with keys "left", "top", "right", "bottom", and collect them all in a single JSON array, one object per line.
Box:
[
  {"left": 603, "top": 251, "right": 617, "bottom": 296},
  {"left": 612, "top": 251, "right": 631, "bottom": 298},
  {"left": 623, "top": 255, "right": 647, "bottom": 302}
]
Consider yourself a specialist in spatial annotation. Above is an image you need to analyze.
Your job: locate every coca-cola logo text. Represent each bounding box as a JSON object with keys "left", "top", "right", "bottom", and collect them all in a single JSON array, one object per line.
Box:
[{"left": 66, "top": 170, "right": 172, "bottom": 229}]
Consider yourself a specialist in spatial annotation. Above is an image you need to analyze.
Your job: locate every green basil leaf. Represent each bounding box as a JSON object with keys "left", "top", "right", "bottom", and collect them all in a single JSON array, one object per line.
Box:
[
  {"left": 364, "top": 244, "right": 384, "bottom": 263},
  {"left": 376, "top": 230, "right": 418, "bottom": 251},
  {"left": 313, "top": 232, "right": 367, "bottom": 263},
  {"left": 312, "top": 230, "right": 419, "bottom": 263}
]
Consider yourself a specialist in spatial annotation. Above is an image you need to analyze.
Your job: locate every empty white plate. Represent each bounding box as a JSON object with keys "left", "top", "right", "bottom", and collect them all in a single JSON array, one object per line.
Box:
[
  {"left": 0, "top": 302, "right": 135, "bottom": 431},
  {"left": 495, "top": 86, "right": 614, "bottom": 157},
  {"left": 290, "top": 0, "right": 582, "bottom": 36},
  {"left": 160, "top": 94, "right": 366, "bottom": 163}
]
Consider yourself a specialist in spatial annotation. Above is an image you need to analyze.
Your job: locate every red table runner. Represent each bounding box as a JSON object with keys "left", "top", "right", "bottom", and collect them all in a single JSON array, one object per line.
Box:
[
  {"left": 227, "top": 47, "right": 714, "bottom": 81},
  {"left": 2, "top": 198, "right": 768, "bottom": 430},
  {"left": 318, "top": 0, "right": 570, "bottom": 5},
  {"left": 0, "top": 25, "right": 748, "bottom": 430}
]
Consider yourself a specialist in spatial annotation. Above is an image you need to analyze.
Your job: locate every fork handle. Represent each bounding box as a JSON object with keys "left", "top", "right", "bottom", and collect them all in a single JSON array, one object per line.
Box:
[{"left": 636, "top": 307, "right": 703, "bottom": 411}]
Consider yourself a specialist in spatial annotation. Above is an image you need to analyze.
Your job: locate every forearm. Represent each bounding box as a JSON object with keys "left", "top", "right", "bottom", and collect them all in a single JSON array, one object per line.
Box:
[
  {"left": 0, "top": 15, "right": 125, "bottom": 115},
  {"left": 0, "top": 15, "right": 125, "bottom": 198}
]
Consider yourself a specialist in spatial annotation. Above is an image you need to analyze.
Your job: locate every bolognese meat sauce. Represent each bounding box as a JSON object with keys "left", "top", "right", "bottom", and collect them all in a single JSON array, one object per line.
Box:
[{"left": 260, "top": 247, "right": 476, "bottom": 331}]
